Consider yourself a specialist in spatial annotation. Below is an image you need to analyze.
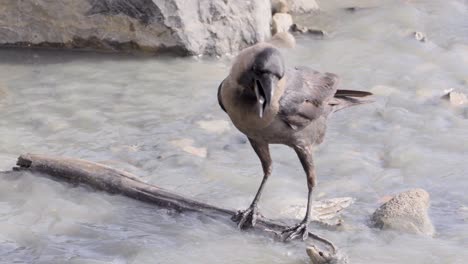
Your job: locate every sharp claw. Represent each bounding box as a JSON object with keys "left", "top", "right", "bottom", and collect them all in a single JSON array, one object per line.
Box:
[
  {"left": 285, "top": 231, "right": 297, "bottom": 242},
  {"left": 237, "top": 210, "right": 249, "bottom": 229},
  {"left": 251, "top": 211, "right": 258, "bottom": 226},
  {"left": 230, "top": 210, "right": 242, "bottom": 222},
  {"left": 232, "top": 206, "right": 259, "bottom": 229},
  {"left": 281, "top": 225, "right": 294, "bottom": 234},
  {"left": 302, "top": 227, "right": 309, "bottom": 241},
  {"left": 281, "top": 221, "right": 310, "bottom": 242}
]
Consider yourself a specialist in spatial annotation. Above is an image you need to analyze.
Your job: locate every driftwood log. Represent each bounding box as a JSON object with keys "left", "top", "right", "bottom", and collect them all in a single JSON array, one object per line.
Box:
[{"left": 11, "top": 153, "right": 345, "bottom": 263}]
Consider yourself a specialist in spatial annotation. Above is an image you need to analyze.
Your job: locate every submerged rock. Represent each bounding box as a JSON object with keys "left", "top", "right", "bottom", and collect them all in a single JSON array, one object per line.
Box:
[
  {"left": 170, "top": 138, "right": 207, "bottom": 158},
  {"left": 371, "top": 189, "right": 434, "bottom": 236},
  {"left": 0, "top": 0, "right": 271, "bottom": 56}
]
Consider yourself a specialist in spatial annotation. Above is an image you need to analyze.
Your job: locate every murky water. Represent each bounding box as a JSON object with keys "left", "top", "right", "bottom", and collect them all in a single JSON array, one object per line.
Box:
[{"left": 1, "top": 0, "right": 467, "bottom": 263}]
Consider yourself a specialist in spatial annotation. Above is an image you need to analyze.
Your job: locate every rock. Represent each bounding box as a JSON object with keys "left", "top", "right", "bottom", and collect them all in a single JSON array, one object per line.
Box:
[
  {"left": 413, "top": 31, "right": 427, "bottom": 42},
  {"left": 280, "top": 197, "right": 353, "bottom": 225},
  {"left": 196, "top": 119, "right": 230, "bottom": 134},
  {"left": 0, "top": 0, "right": 272, "bottom": 56},
  {"left": 290, "top": 0, "right": 319, "bottom": 13},
  {"left": 291, "top": 24, "right": 309, "bottom": 34},
  {"left": 441, "top": 89, "right": 468, "bottom": 106},
  {"left": 268, "top": 32, "right": 296, "bottom": 49},
  {"left": 271, "top": 0, "right": 289, "bottom": 13},
  {"left": 272, "top": 13, "right": 293, "bottom": 34},
  {"left": 291, "top": 24, "right": 326, "bottom": 36},
  {"left": 170, "top": 138, "right": 207, "bottom": 158},
  {"left": 371, "top": 189, "right": 434, "bottom": 236}
]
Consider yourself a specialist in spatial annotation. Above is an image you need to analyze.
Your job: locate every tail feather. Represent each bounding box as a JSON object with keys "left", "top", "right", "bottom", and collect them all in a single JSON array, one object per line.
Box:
[
  {"left": 329, "top": 89, "right": 373, "bottom": 113},
  {"left": 335, "top": 89, "right": 373, "bottom": 97}
]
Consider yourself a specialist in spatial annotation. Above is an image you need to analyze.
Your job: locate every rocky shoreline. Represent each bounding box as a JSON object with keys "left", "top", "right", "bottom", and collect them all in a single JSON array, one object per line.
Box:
[
  {"left": 0, "top": 0, "right": 326, "bottom": 56},
  {"left": 0, "top": 0, "right": 273, "bottom": 56}
]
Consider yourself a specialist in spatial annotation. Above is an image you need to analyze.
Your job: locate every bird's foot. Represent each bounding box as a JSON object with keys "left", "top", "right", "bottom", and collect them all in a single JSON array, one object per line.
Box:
[
  {"left": 231, "top": 205, "right": 260, "bottom": 229},
  {"left": 281, "top": 220, "right": 310, "bottom": 242}
]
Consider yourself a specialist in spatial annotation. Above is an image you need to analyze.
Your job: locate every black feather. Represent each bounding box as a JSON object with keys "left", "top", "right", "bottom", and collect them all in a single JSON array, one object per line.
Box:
[{"left": 335, "top": 90, "right": 373, "bottom": 97}]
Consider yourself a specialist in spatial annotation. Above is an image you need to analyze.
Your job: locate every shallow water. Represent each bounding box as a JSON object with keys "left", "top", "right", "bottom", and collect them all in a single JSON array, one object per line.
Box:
[{"left": 1, "top": 0, "right": 467, "bottom": 263}]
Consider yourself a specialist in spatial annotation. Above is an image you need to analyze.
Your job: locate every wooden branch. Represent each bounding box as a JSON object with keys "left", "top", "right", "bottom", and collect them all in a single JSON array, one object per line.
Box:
[{"left": 12, "top": 153, "right": 340, "bottom": 263}]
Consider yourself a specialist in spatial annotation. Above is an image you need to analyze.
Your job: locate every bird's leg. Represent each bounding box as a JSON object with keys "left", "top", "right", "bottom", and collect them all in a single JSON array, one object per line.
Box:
[
  {"left": 232, "top": 139, "right": 271, "bottom": 229},
  {"left": 282, "top": 145, "right": 316, "bottom": 241}
]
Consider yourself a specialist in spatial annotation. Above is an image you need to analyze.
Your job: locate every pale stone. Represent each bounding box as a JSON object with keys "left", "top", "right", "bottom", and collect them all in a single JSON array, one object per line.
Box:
[
  {"left": 272, "top": 13, "right": 294, "bottom": 34},
  {"left": 371, "top": 188, "right": 434, "bottom": 236},
  {"left": 284, "top": 0, "right": 319, "bottom": 14},
  {"left": 413, "top": 31, "right": 427, "bottom": 42},
  {"left": 443, "top": 90, "right": 468, "bottom": 106}
]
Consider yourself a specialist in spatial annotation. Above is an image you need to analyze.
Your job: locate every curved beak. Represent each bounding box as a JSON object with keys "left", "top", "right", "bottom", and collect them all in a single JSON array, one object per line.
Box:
[{"left": 254, "top": 74, "right": 277, "bottom": 118}]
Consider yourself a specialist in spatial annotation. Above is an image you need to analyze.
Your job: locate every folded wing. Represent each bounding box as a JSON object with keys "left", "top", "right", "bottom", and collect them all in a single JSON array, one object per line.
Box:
[{"left": 278, "top": 67, "right": 372, "bottom": 130}]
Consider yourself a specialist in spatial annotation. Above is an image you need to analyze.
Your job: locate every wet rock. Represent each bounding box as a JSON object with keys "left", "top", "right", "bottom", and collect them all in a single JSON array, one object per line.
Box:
[
  {"left": 268, "top": 32, "right": 296, "bottom": 49},
  {"left": 271, "top": 0, "right": 289, "bottom": 14},
  {"left": 441, "top": 89, "right": 468, "bottom": 106},
  {"left": 196, "top": 119, "right": 230, "bottom": 134},
  {"left": 0, "top": 0, "right": 271, "bottom": 56},
  {"left": 291, "top": 24, "right": 326, "bottom": 36},
  {"left": 281, "top": 197, "right": 354, "bottom": 222},
  {"left": 371, "top": 189, "right": 434, "bottom": 236},
  {"left": 413, "top": 31, "right": 428, "bottom": 42},
  {"left": 170, "top": 138, "right": 207, "bottom": 158},
  {"left": 272, "top": 13, "right": 293, "bottom": 34}
]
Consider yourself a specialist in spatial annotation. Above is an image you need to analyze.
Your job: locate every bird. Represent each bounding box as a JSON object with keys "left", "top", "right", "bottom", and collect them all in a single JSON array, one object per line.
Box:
[{"left": 217, "top": 42, "right": 373, "bottom": 241}]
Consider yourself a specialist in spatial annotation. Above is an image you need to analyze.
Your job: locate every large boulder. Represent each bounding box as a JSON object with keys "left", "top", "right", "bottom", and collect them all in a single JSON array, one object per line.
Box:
[
  {"left": 371, "top": 189, "right": 434, "bottom": 236},
  {"left": 0, "top": 0, "right": 271, "bottom": 56}
]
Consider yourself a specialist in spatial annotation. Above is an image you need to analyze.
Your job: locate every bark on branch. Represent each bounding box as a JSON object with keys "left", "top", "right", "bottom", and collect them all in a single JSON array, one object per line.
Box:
[{"left": 12, "top": 153, "right": 340, "bottom": 263}]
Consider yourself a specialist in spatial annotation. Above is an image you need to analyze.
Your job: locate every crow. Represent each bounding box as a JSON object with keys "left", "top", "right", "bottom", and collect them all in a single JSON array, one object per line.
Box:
[{"left": 217, "top": 42, "right": 372, "bottom": 241}]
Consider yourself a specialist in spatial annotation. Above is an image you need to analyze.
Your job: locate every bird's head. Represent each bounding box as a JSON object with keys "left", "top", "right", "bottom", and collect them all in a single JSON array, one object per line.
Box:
[{"left": 236, "top": 45, "right": 285, "bottom": 118}]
